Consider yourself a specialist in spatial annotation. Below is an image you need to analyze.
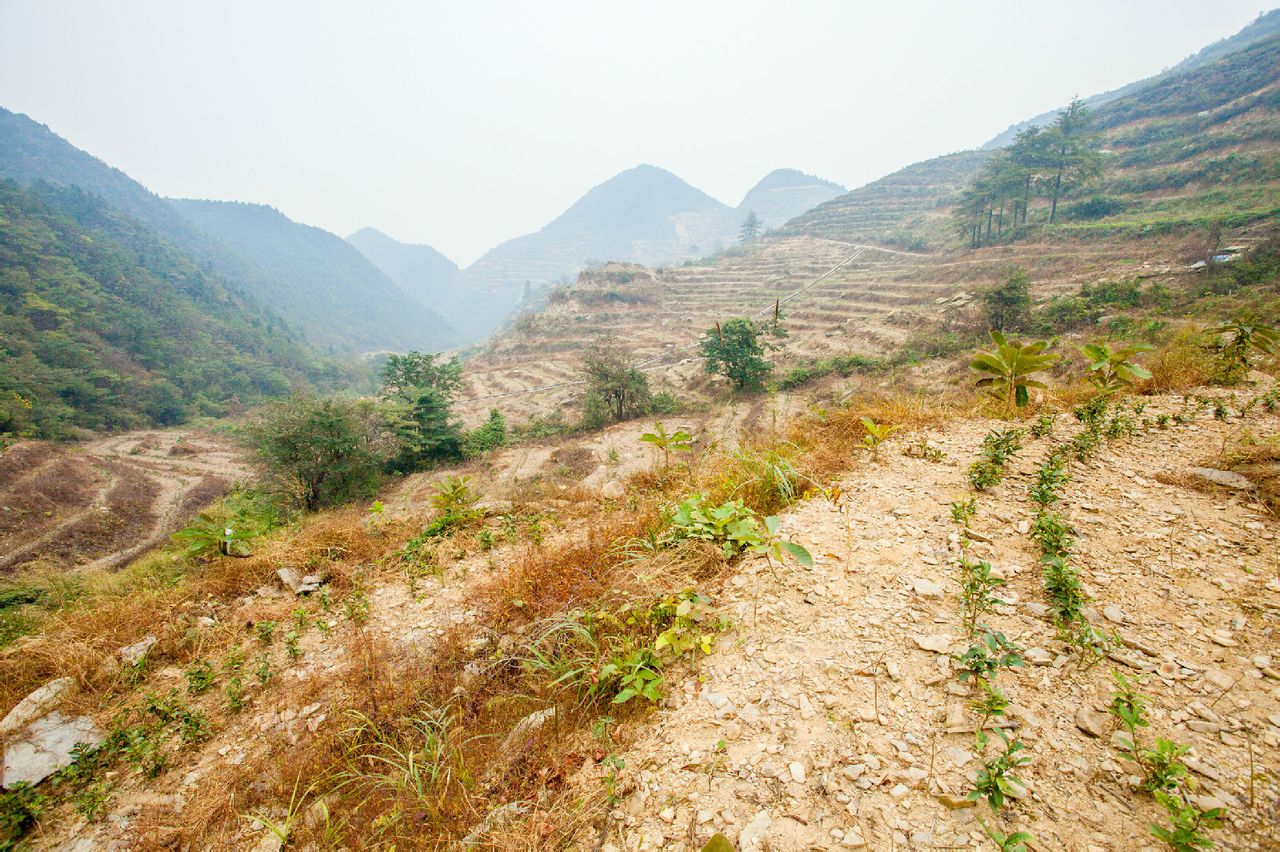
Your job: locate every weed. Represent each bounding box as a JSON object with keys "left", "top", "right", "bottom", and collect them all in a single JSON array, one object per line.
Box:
[
  {"left": 978, "top": 817, "right": 1034, "bottom": 852},
  {"left": 73, "top": 780, "right": 114, "bottom": 822},
  {"left": 1041, "top": 555, "right": 1088, "bottom": 628},
  {"left": 968, "top": 429, "right": 1024, "bottom": 491},
  {"left": 184, "top": 660, "right": 216, "bottom": 695},
  {"left": 0, "top": 783, "right": 45, "bottom": 845},
  {"left": 478, "top": 529, "right": 494, "bottom": 551},
  {"left": 255, "top": 620, "right": 278, "bottom": 644},
  {"left": 225, "top": 675, "right": 245, "bottom": 712}
]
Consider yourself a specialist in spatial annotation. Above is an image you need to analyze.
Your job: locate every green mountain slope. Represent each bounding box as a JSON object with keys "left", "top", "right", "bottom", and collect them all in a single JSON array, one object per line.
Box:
[
  {"left": 0, "top": 181, "right": 328, "bottom": 438},
  {"left": 169, "top": 200, "right": 459, "bottom": 354},
  {"left": 983, "top": 9, "right": 1280, "bottom": 148},
  {"left": 781, "top": 25, "right": 1280, "bottom": 248},
  {"left": 0, "top": 108, "right": 456, "bottom": 354},
  {"left": 344, "top": 227, "right": 471, "bottom": 337}
]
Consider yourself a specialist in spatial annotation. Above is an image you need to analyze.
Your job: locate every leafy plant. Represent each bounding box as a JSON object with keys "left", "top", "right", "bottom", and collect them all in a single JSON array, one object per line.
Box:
[
  {"left": 430, "top": 474, "right": 478, "bottom": 514},
  {"left": 859, "top": 417, "right": 896, "bottom": 455},
  {"left": 978, "top": 817, "right": 1034, "bottom": 852},
  {"left": 970, "top": 331, "right": 1058, "bottom": 416},
  {"left": 699, "top": 317, "right": 777, "bottom": 391},
  {"left": 1029, "top": 413, "right": 1057, "bottom": 438},
  {"left": 1041, "top": 555, "right": 1088, "bottom": 629},
  {"left": 255, "top": 620, "right": 278, "bottom": 644},
  {"left": 953, "top": 630, "right": 1023, "bottom": 684},
  {"left": 958, "top": 558, "right": 1007, "bottom": 636},
  {"left": 1206, "top": 318, "right": 1278, "bottom": 383},
  {"left": 0, "top": 783, "right": 46, "bottom": 847},
  {"left": 1082, "top": 340, "right": 1154, "bottom": 395},
  {"left": 1030, "top": 457, "right": 1070, "bottom": 506},
  {"left": 1150, "top": 790, "right": 1223, "bottom": 850},
  {"left": 602, "top": 648, "right": 663, "bottom": 705},
  {"left": 1031, "top": 511, "right": 1075, "bottom": 559},
  {"left": 967, "top": 728, "right": 1030, "bottom": 811},
  {"left": 171, "top": 513, "right": 254, "bottom": 558},
  {"left": 184, "top": 660, "right": 216, "bottom": 695},
  {"left": 968, "top": 428, "right": 1025, "bottom": 491},
  {"left": 950, "top": 498, "right": 977, "bottom": 527},
  {"left": 640, "top": 422, "right": 693, "bottom": 470}
]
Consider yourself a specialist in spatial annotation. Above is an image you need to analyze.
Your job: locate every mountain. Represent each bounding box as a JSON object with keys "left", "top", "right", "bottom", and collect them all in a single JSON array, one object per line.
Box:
[
  {"left": 0, "top": 180, "right": 327, "bottom": 438},
  {"left": 343, "top": 227, "right": 477, "bottom": 338},
  {"left": 169, "top": 200, "right": 459, "bottom": 354},
  {"left": 982, "top": 8, "right": 1280, "bottom": 149},
  {"left": 453, "top": 163, "right": 843, "bottom": 340},
  {"left": 0, "top": 108, "right": 457, "bottom": 355},
  {"left": 736, "top": 168, "right": 845, "bottom": 229}
]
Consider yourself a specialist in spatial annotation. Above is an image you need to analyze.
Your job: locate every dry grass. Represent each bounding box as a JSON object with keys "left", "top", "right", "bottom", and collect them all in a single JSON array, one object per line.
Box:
[
  {"left": 1220, "top": 429, "right": 1280, "bottom": 512},
  {"left": 1144, "top": 324, "right": 1219, "bottom": 392}
]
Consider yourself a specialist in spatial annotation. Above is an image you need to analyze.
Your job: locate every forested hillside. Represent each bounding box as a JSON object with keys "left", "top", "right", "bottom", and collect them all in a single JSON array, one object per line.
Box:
[
  {"left": 0, "top": 181, "right": 329, "bottom": 438},
  {"left": 169, "top": 200, "right": 459, "bottom": 354},
  {"left": 0, "top": 109, "right": 457, "bottom": 355}
]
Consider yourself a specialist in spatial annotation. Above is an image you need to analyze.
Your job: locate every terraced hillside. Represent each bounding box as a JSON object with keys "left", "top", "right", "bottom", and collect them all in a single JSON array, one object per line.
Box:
[
  {"left": 453, "top": 32, "right": 1279, "bottom": 426},
  {"left": 453, "top": 228, "right": 1218, "bottom": 425}
]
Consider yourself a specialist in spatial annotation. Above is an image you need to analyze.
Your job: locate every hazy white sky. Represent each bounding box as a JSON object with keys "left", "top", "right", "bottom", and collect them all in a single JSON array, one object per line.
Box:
[{"left": 0, "top": 1, "right": 1269, "bottom": 264}]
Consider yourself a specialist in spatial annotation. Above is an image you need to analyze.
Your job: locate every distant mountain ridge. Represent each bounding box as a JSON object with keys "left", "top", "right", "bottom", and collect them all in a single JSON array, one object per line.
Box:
[
  {"left": 417, "top": 164, "right": 843, "bottom": 341},
  {"left": 982, "top": 8, "right": 1280, "bottom": 148},
  {"left": 0, "top": 108, "right": 458, "bottom": 355},
  {"left": 169, "top": 200, "right": 459, "bottom": 354}
]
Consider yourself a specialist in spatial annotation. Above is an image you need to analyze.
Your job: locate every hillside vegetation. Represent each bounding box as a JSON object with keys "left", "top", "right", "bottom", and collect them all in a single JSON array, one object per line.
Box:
[{"left": 0, "top": 181, "right": 328, "bottom": 438}]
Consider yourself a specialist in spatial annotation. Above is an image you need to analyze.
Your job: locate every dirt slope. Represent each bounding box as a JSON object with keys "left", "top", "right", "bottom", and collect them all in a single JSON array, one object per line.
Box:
[{"left": 581, "top": 396, "right": 1278, "bottom": 850}]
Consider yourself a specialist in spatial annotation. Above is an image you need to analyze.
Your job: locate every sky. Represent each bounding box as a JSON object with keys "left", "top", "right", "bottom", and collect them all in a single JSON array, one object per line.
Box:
[{"left": 0, "top": 1, "right": 1270, "bottom": 265}]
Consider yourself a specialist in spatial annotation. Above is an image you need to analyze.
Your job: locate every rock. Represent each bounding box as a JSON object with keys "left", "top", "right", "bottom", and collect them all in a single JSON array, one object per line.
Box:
[
  {"left": 1075, "top": 707, "right": 1109, "bottom": 738},
  {"left": 888, "top": 783, "right": 909, "bottom": 799},
  {"left": 498, "top": 706, "right": 556, "bottom": 754},
  {"left": 1204, "top": 669, "right": 1235, "bottom": 690},
  {"left": 249, "top": 832, "right": 283, "bottom": 852},
  {"left": 913, "top": 635, "right": 953, "bottom": 654},
  {"left": 1102, "top": 605, "right": 1127, "bottom": 624},
  {"left": 788, "top": 761, "right": 806, "bottom": 783},
  {"left": 1187, "top": 467, "right": 1254, "bottom": 491},
  {"left": 1024, "top": 647, "right": 1054, "bottom": 666},
  {"left": 934, "top": 792, "right": 975, "bottom": 809},
  {"left": 601, "top": 481, "right": 626, "bottom": 500},
  {"left": 0, "top": 677, "right": 76, "bottom": 736},
  {"left": 912, "top": 578, "right": 944, "bottom": 597},
  {"left": 276, "top": 567, "right": 304, "bottom": 594},
  {"left": 3, "top": 711, "right": 104, "bottom": 788},
  {"left": 658, "top": 806, "right": 676, "bottom": 824},
  {"left": 461, "top": 801, "right": 530, "bottom": 846},
  {"left": 944, "top": 704, "right": 969, "bottom": 729},
  {"left": 738, "top": 809, "right": 772, "bottom": 851}
]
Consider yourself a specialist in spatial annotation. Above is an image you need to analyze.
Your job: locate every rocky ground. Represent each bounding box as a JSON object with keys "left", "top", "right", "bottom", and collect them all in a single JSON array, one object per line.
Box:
[{"left": 580, "top": 393, "right": 1279, "bottom": 850}]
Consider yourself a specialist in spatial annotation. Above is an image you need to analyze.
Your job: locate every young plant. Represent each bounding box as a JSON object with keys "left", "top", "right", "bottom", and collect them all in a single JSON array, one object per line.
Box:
[
  {"left": 1031, "top": 511, "right": 1075, "bottom": 559},
  {"left": 1150, "top": 790, "right": 1224, "bottom": 850},
  {"left": 1041, "top": 555, "right": 1088, "bottom": 631},
  {"left": 430, "top": 474, "right": 479, "bottom": 514},
  {"left": 170, "top": 513, "right": 254, "bottom": 558},
  {"left": 1029, "top": 413, "right": 1057, "bottom": 438},
  {"left": 255, "top": 620, "right": 278, "bottom": 645},
  {"left": 1082, "top": 340, "right": 1154, "bottom": 396},
  {"left": 978, "top": 818, "right": 1035, "bottom": 852},
  {"left": 967, "top": 728, "right": 1030, "bottom": 811},
  {"left": 1206, "top": 318, "right": 1278, "bottom": 384},
  {"left": 953, "top": 630, "right": 1023, "bottom": 684},
  {"left": 958, "top": 558, "right": 1006, "bottom": 636},
  {"left": 950, "top": 498, "right": 978, "bottom": 528},
  {"left": 1029, "top": 458, "right": 1070, "bottom": 506},
  {"left": 970, "top": 331, "right": 1059, "bottom": 417},
  {"left": 184, "top": 660, "right": 216, "bottom": 695},
  {"left": 640, "top": 422, "right": 693, "bottom": 470},
  {"left": 859, "top": 417, "right": 896, "bottom": 456}
]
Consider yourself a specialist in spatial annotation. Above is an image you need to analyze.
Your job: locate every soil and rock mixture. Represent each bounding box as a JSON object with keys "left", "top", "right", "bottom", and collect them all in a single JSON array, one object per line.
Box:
[{"left": 581, "top": 394, "right": 1279, "bottom": 850}]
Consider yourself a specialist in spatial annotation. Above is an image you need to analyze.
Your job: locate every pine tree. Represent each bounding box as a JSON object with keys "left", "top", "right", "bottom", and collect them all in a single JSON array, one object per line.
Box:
[{"left": 739, "top": 211, "right": 761, "bottom": 243}]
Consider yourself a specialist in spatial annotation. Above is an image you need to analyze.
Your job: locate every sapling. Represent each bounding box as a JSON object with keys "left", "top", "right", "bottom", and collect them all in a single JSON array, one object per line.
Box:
[
  {"left": 958, "top": 558, "right": 1006, "bottom": 636},
  {"left": 978, "top": 818, "right": 1035, "bottom": 852},
  {"left": 1030, "top": 413, "right": 1057, "bottom": 438},
  {"left": 1031, "top": 511, "right": 1075, "bottom": 559},
  {"left": 858, "top": 416, "right": 896, "bottom": 456},
  {"left": 1151, "top": 790, "right": 1224, "bottom": 850},
  {"left": 1029, "top": 459, "right": 1070, "bottom": 506},
  {"left": 953, "top": 630, "right": 1023, "bottom": 684},
  {"left": 967, "top": 728, "right": 1030, "bottom": 811},
  {"left": 950, "top": 498, "right": 977, "bottom": 527}
]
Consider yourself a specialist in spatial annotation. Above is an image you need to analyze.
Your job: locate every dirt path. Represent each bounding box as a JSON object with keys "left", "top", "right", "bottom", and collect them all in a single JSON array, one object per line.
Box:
[{"left": 589, "top": 397, "right": 1279, "bottom": 850}]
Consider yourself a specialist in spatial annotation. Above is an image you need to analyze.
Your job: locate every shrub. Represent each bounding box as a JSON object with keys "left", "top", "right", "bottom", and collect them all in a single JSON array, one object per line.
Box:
[
  {"left": 699, "top": 318, "right": 776, "bottom": 391},
  {"left": 240, "top": 394, "right": 392, "bottom": 511},
  {"left": 981, "top": 269, "right": 1032, "bottom": 332}
]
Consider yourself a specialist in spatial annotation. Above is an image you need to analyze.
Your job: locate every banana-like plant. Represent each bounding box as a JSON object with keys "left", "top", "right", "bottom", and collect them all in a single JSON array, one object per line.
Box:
[
  {"left": 1206, "top": 319, "right": 1278, "bottom": 382},
  {"left": 858, "top": 416, "right": 896, "bottom": 456},
  {"left": 1081, "top": 340, "right": 1153, "bottom": 395},
  {"left": 970, "top": 332, "right": 1058, "bottom": 417}
]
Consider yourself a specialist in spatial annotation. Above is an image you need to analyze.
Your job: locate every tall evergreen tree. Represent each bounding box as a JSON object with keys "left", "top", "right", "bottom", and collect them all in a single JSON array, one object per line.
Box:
[{"left": 739, "top": 211, "right": 761, "bottom": 243}]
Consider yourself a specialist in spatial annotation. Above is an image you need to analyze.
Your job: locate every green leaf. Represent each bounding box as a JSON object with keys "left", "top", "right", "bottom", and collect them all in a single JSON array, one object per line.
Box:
[{"left": 781, "top": 540, "right": 813, "bottom": 568}]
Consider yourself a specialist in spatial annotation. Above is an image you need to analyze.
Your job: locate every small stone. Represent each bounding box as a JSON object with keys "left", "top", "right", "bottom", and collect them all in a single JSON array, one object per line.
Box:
[
  {"left": 1102, "top": 605, "right": 1127, "bottom": 624},
  {"left": 913, "top": 635, "right": 953, "bottom": 654},
  {"left": 889, "top": 783, "right": 909, "bottom": 800},
  {"left": 738, "top": 809, "right": 772, "bottom": 851},
  {"left": 1024, "top": 647, "right": 1054, "bottom": 666},
  {"left": 601, "top": 480, "right": 625, "bottom": 500},
  {"left": 658, "top": 806, "right": 676, "bottom": 824},
  {"left": 912, "top": 578, "right": 944, "bottom": 597},
  {"left": 1075, "top": 706, "right": 1109, "bottom": 738},
  {"left": 788, "top": 762, "right": 806, "bottom": 783},
  {"left": 1204, "top": 669, "right": 1235, "bottom": 690}
]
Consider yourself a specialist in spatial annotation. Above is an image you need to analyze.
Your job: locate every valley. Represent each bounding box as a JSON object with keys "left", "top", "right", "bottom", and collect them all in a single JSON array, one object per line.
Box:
[{"left": 0, "top": 7, "right": 1278, "bottom": 851}]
